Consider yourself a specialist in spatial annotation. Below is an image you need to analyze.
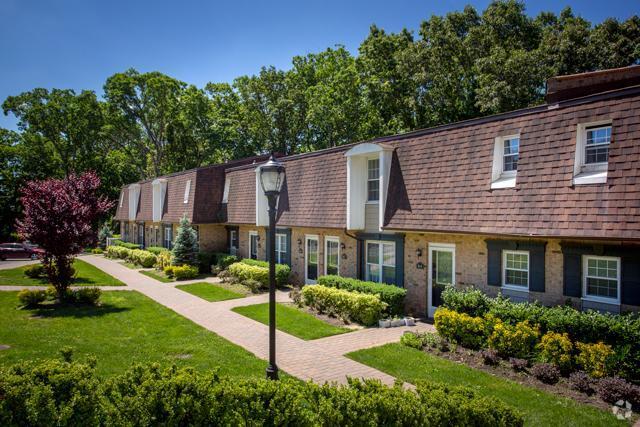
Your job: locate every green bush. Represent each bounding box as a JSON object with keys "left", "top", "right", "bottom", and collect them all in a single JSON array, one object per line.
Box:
[
  {"left": 106, "top": 245, "right": 132, "bottom": 260},
  {"left": 145, "top": 246, "right": 167, "bottom": 255},
  {"left": 441, "top": 285, "right": 492, "bottom": 317},
  {"left": 400, "top": 332, "right": 425, "bottom": 350},
  {"left": 90, "top": 248, "right": 103, "bottom": 254},
  {"left": 172, "top": 265, "right": 199, "bottom": 280},
  {"left": 214, "top": 253, "right": 240, "bottom": 269},
  {"left": 300, "top": 285, "right": 387, "bottom": 326},
  {"left": 163, "top": 265, "right": 176, "bottom": 278},
  {"left": 155, "top": 250, "right": 172, "bottom": 271},
  {"left": 228, "top": 263, "right": 268, "bottom": 289},
  {"left": 71, "top": 288, "right": 101, "bottom": 305},
  {"left": 239, "top": 258, "right": 291, "bottom": 287},
  {"left": 17, "top": 289, "right": 47, "bottom": 307},
  {"left": 434, "top": 308, "right": 488, "bottom": 349},
  {"left": 318, "top": 275, "right": 406, "bottom": 316},
  {"left": 537, "top": 332, "right": 573, "bottom": 373},
  {"left": 488, "top": 319, "right": 540, "bottom": 359},
  {"left": 24, "top": 264, "right": 44, "bottom": 279},
  {"left": 113, "top": 240, "right": 141, "bottom": 250},
  {"left": 575, "top": 342, "right": 614, "bottom": 378},
  {"left": 197, "top": 251, "right": 216, "bottom": 274},
  {"left": 128, "top": 249, "right": 157, "bottom": 268},
  {"left": 0, "top": 360, "right": 522, "bottom": 426}
]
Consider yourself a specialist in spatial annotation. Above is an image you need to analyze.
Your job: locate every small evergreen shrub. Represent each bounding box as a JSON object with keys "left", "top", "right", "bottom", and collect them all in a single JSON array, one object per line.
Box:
[
  {"left": 318, "top": 275, "right": 406, "bottom": 316},
  {"left": 509, "top": 358, "right": 529, "bottom": 372},
  {"left": 172, "top": 265, "right": 199, "bottom": 280},
  {"left": 568, "top": 371, "right": 596, "bottom": 395},
  {"left": 537, "top": 331, "right": 573, "bottom": 372},
  {"left": 488, "top": 320, "right": 539, "bottom": 359},
  {"left": 17, "top": 289, "right": 47, "bottom": 307},
  {"left": 300, "top": 285, "right": 387, "bottom": 326},
  {"left": 171, "top": 215, "right": 198, "bottom": 266},
  {"left": 97, "top": 223, "right": 112, "bottom": 249},
  {"left": 240, "top": 259, "right": 291, "bottom": 287},
  {"left": 480, "top": 349, "right": 500, "bottom": 366},
  {"left": 434, "top": 308, "right": 488, "bottom": 349},
  {"left": 531, "top": 363, "right": 560, "bottom": 384},
  {"left": 575, "top": 341, "right": 614, "bottom": 378},
  {"left": 596, "top": 377, "right": 640, "bottom": 406},
  {"left": 24, "top": 264, "right": 44, "bottom": 279}
]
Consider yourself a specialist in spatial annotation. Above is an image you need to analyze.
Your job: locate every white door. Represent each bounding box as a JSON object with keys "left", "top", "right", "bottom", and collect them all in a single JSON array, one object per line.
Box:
[
  {"left": 428, "top": 244, "right": 455, "bottom": 318},
  {"left": 305, "top": 235, "right": 319, "bottom": 284}
]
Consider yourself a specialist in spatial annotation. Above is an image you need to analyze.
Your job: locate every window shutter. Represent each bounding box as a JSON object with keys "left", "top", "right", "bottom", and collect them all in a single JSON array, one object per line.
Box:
[
  {"left": 486, "top": 241, "right": 502, "bottom": 287},
  {"left": 283, "top": 229, "right": 292, "bottom": 267},
  {"left": 562, "top": 253, "right": 582, "bottom": 298},
  {"left": 528, "top": 245, "right": 545, "bottom": 292},
  {"left": 621, "top": 255, "right": 640, "bottom": 306}
]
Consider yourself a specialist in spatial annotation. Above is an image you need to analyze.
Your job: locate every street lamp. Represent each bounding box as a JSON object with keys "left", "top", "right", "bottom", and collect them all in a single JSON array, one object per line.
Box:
[{"left": 258, "top": 154, "right": 285, "bottom": 380}]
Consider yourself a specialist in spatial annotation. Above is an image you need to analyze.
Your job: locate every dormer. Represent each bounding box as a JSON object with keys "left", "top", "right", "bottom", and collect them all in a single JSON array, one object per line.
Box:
[
  {"left": 345, "top": 143, "right": 393, "bottom": 231},
  {"left": 152, "top": 179, "right": 167, "bottom": 222},
  {"left": 128, "top": 183, "right": 141, "bottom": 221}
]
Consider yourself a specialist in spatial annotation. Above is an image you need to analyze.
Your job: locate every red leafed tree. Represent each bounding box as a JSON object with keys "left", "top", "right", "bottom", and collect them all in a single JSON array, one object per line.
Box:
[{"left": 17, "top": 171, "right": 114, "bottom": 299}]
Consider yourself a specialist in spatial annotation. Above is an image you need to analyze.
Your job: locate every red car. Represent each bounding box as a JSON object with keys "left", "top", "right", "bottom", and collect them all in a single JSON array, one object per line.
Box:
[{"left": 0, "top": 243, "right": 44, "bottom": 260}]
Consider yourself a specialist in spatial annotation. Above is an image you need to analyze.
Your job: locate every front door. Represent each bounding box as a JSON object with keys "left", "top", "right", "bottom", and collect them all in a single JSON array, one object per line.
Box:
[
  {"left": 249, "top": 232, "right": 258, "bottom": 259},
  {"left": 305, "top": 235, "right": 319, "bottom": 284},
  {"left": 428, "top": 244, "right": 455, "bottom": 318},
  {"left": 137, "top": 224, "right": 145, "bottom": 248}
]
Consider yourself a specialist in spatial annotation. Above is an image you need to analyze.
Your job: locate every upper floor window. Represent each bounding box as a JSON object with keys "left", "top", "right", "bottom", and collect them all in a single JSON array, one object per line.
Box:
[
  {"left": 584, "top": 125, "right": 611, "bottom": 165},
  {"left": 573, "top": 121, "right": 611, "bottom": 185},
  {"left": 491, "top": 135, "right": 520, "bottom": 189},
  {"left": 367, "top": 158, "right": 380, "bottom": 202},
  {"left": 502, "top": 250, "right": 529, "bottom": 290},
  {"left": 222, "top": 178, "right": 230, "bottom": 203},
  {"left": 183, "top": 180, "right": 191, "bottom": 204},
  {"left": 583, "top": 256, "right": 620, "bottom": 303},
  {"left": 119, "top": 192, "right": 124, "bottom": 207},
  {"left": 503, "top": 137, "right": 519, "bottom": 172}
]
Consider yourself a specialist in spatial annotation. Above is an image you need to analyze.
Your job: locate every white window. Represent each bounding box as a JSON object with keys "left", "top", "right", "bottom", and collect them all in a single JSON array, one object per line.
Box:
[
  {"left": 583, "top": 256, "right": 620, "bottom": 304},
  {"left": 163, "top": 225, "right": 173, "bottom": 249},
  {"left": 183, "top": 180, "right": 191, "bottom": 204},
  {"left": 249, "top": 231, "right": 258, "bottom": 260},
  {"left": 275, "top": 233, "right": 287, "bottom": 264},
  {"left": 325, "top": 236, "right": 340, "bottom": 276},
  {"left": 366, "top": 241, "right": 395, "bottom": 284},
  {"left": 502, "top": 250, "right": 529, "bottom": 290},
  {"left": 573, "top": 122, "right": 611, "bottom": 185},
  {"left": 367, "top": 158, "right": 380, "bottom": 202},
  {"left": 491, "top": 135, "right": 520, "bottom": 189},
  {"left": 222, "top": 178, "right": 230, "bottom": 203}
]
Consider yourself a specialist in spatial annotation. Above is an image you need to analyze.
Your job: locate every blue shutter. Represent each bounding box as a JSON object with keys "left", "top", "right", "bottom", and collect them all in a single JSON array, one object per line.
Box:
[
  {"left": 621, "top": 255, "right": 640, "bottom": 306},
  {"left": 486, "top": 241, "right": 502, "bottom": 287}
]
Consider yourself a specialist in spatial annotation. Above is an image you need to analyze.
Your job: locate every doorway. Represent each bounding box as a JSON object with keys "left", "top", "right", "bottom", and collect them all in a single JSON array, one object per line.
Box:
[
  {"left": 428, "top": 243, "right": 455, "bottom": 317},
  {"left": 305, "top": 235, "right": 319, "bottom": 284}
]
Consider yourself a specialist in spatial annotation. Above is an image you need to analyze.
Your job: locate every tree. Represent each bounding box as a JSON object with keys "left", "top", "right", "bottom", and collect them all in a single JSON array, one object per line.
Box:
[
  {"left": 171, "top": 215, "right": 198, "bottom": 266},
  {"left": 97, "top": 222, "right": 113, "bottom": 249},
  {"left": 17, "top": 172, "right": 113, "bottom": 299}
]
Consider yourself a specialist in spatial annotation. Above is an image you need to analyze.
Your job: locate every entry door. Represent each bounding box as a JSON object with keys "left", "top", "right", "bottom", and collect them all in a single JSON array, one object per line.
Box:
[
  {"left": 305, "top": 235, "right": 319, "bottom": 284},
  {"left": 137, "top": 224, "right": 145, "bottom": 248},
  {"left": 249, "top": 232, "right": 258, "bottom": 259},
  {"left": 428, "top": 244, "right": 455, "bottom": 317}
]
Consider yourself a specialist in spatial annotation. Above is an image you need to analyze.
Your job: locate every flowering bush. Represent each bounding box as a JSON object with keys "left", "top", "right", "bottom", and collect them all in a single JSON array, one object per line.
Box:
[
  {"left": 575, "top": 342, "right": 614, "bottom": 378},
  {"left": 300, "top": 285, "right": 386, "bottom": 326},
  {"left": 537, "top": 331, "right": 573, "bottom": 372},
  {"left": 434, "top": 308, "right": 488, "bottom": 349},
  {"left": 488, "top": 320, "right": 539, "bottom": 358}
]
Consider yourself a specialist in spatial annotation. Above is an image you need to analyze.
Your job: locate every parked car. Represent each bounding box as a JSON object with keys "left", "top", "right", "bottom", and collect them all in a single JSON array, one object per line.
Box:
[{"left": 0, "top": 243, "right": 44, "bottom": 260}]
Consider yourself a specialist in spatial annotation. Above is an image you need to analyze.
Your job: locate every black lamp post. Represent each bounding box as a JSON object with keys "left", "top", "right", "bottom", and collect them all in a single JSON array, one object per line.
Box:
[{"left": 258, "top": 154, "right": 285, "bottom": 380}]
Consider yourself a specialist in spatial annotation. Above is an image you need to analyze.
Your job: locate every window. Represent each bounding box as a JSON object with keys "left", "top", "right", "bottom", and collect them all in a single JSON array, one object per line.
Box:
[
  {"left": 229, "top": 230, "right": 238, "bottom": 254},
  {"left": 491, "top": 135, "right": 520, "bottom": 189},
  {"left": 325, "top": 237, "right": 340, "bottom": 276},
  {"left": 222, "top": 178, "right": 230, "bottom": 203},
  {"left": 183, "top": 180, "right": 191, "bottom": 204},
  {"left": 366, "top": 241, "right": 395, "bottom": 284},
  {"left": 155, "top": 227, "right": 160, "bottom": 246},
  {"left": 249, "top": 231, "right": 258, "bottom": 260},
  {"left": 583, "top": 256, "right": 620, "bottom": 303},
  {"left": 192, "top": 225, "right": 199, "bottom": 243},
  {"left": 573, "top": 122, "right": 611, "bottom": 185},
  {"left": 503, "top": 250, "right": 529, "bottom": 289},
  {"left": 119, "top": 192, "right": 124, "bottom": 207},
  {"left": 503, "top": 137, "right": 519, "bottom": 172},
  {"left": 275, "top": 233, "right": 287, "bottom": 264},
  {"left": 163, "top": 225, "right": 173, "bottom": 249},
  {"left": 367, "top": 158, "right": 380, "bottom": 202}
]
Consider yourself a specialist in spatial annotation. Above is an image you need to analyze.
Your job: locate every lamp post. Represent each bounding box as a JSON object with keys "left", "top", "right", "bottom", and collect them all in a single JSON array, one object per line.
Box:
[{"left": 258, "top": 154, "right": 285, "bottom": 380}]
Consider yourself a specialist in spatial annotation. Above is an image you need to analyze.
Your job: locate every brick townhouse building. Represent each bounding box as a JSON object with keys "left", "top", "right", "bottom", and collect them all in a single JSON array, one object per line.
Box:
[{"left": 116, "top": 66, "right": 640, "bottom": 317}]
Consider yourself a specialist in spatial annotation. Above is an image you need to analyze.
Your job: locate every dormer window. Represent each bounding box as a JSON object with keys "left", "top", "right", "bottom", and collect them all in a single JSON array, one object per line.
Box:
[
  {"left": 183, "top": 180, "right": 191, "bottom": 204},
  {"left": 119, "top": 191, "right": 124, "bottom": 208},
  {"left": 491, "top": 135, "right": 519, "bottom": 189},
  {"left": 573, "top": 121, "right": 611, "bottom": 185},
  {"left": 367, "top": 158, "right": 380, "bottom": 202},
  {"left": 222, "top": 177, "right": 230, "bottom": 203}
]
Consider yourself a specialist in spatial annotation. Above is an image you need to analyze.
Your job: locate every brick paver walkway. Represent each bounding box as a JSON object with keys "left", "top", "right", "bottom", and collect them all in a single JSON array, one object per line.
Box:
[{"left": 78, "top": 255, "right": 433, "bottom": 385}]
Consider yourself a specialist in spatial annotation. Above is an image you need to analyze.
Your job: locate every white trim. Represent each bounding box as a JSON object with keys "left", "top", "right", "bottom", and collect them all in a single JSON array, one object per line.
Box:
[
  {"left": 304, "top": 235, "right": 319, "bottom": 284},
  {"left": 490, "top": 134, "right": 519, "bottom": 189},
  {"left": 573, "top": 120, "right": 611, "bottom": 185},
  {"left": 427, "top": 243, "right": 456, "bottom": 318},
  {"left": 502, "top": 250, "right": 530, "bottom": 290},
  {"left": 324, "top": 236, "right": 340, "bottom": 276},
  {"left": 344, "top": 142, "right": 392, "bottom": 157},
  {"left": 128, "top": 184, "right": 141, "bottom": 221},
  {"left": 275, "top": 233, "right": 287, "bottom": 264},
  {"left": 365, "top": 240, "right": 396, "bottom": 283},
  {"left": 249, "top": 231, "right": 258, "bottom": 259},
  {"left": 119, "top": 191, "right": 124, "bottom": 208},
  {"left": 582, "top": 255, "right": 621, "bottom": 304},
  {"left": 222, "top": 177, "right": 230, "bottom": 203},
  {"left": 152, "top": 179, "right": 167, "bottom": 222}
]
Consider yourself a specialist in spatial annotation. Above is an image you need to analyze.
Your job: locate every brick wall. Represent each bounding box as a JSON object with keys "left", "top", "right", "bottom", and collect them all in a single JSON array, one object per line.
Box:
[{"left": 198, "top": 224, "right": 227, "bottom": 252}]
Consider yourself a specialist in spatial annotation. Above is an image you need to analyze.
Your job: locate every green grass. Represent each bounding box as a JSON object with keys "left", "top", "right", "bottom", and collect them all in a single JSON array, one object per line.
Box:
[
  {"left": 0, "top": 259, "right": 124, "bottom": 286},
  {"left": 140, "top": 269, "right": 173, "bottom": 283},
  {"left": 0, "top": 291, "right": 271, "bottom": 378},
  {"left": 348, "top": 343, "right": 624, "bottom": 427},
  {"left": 232, "top": 303, "right": 350, "bottom": 340},
  {"left": 176, "top": 282, "right": 244, "bottom": 302}
]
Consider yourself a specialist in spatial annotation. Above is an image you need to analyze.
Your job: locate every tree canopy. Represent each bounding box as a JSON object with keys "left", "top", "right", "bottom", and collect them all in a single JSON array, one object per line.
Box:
[{"left": 1, "top": 1, "right": 639, "bottom": 238}]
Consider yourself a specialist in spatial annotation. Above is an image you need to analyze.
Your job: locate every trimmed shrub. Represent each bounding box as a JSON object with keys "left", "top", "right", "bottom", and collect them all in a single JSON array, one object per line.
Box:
[
  {"left": 228, "top": 263, "right": 268, "bottom": 289},
  {"left": 242, "top": 279, "right": 263, "bottom": 293},
  {"left": 113, "top": 240, "right": 140, "bottom": 249},
  {"left": 480, "top": 349, "right": 500, "bottom": 366},
  {"left": 569, "top": 371, "right": 596, "bottom": 395},
  {"left": 90, "top": 248, "right": 103, "bottom": 254},
  {"left": 145, "top": 246, "right": 167, "bottom": 255},
  {"left": 106, "top": 245, "right": 132, "bottom": 260},
  {"left": 71, "top": 288, "right": 101, "bottom": 305},
  {"left": 531, "top": 363, "right": 560, "bottom": 384},
  {"left": 163, "top": 266, "right": 176, "bottom": 278},
  {"left": 318, "top": 275, "right": 406, "bottom": 316},
  {"left": 400, "top": 332, "right": 425, "bottom": 350},
  {"left": 197, "top": 251, "right": 216, "bottom": 274},
  {"left": 575, "top": 341, "right": 614, "bottom": 378},
  {"left": 128, "top": 249, "right": 157, "bottom": 268},
  {"left": 172, "top": 265, "right": 199, "bottom": 280},
  {"left": 434, "top": 308, "right": 488, "bottom": 349},
  {"left": 240, "top": 259, "right": 291, "bottom": 287},
  {"left": 17, "top": 289, "right": 47, "bottom": 307},
  {"left": 155, "top": 250, "right": 172, "bottom": 271},
  {"left": 24, "top": 264, "right": 44, "bottom": 279},
  {"left": 488, "top": 320, "right": 540, "bottom": 359},
  {"left": 509, "top": 358, "right": 529, "bottom": 372},
  {"left": 0, "top": 360, "right": 523, "bottom": 426},
  {"left": 300, "top": 285, "right": 387, "bottom": 326},
  {"left": 441, "top": 285, "right": 492, "bottom": 317},
  {"left": 214, "top": 253, "right": 240, "bottom": 269},
  {"left": 537, "top": 331, "right": 573, "bottom": 372},
  {"left": 596, "top": 377, "right": 640, "bottom": 406}
]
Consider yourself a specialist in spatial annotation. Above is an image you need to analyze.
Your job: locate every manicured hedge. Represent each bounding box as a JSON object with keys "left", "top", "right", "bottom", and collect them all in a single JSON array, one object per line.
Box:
[
  {"left": 197, "top": 251, "right": 216, "bottom": 273},
  {"left": 214, "top": 253, "right": 239, "bottom": 269},
  {"left": 145, "top": 246, "right": 168, "bottom": 255},
  {"left": 318, "top": 275, "right": 406, "bottom": 316},
  {"left": 164, "top": 265, "right": 199, "bottom": 280},
  {"left": 0, "top": 360, "right": 523, "bottom": 426},
  {"left": 240, "top": 258, "right": 291, "bottom": 287},
  {"left": 301, "top": 285, "right": 387, "bottom": 326},
  {"left": 106, "top": 246, "right": 157, "bottom": 268},
  {"left": 112, "top": 239, "right": 141, "bottom": 250}
]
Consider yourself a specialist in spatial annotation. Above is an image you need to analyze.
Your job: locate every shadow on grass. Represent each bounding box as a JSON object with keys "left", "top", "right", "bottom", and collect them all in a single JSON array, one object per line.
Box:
[{"left": 28, "top": 303, "right": 130, "bottom": 319}]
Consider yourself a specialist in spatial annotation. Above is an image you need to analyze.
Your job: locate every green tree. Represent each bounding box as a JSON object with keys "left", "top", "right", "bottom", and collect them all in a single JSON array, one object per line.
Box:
[{"left": 171, "top": 215, "right": 198, "bottom": 266}]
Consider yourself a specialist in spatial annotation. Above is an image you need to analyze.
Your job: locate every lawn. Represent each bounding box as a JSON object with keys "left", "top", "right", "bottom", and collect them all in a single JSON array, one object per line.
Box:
[
  {"left": 140, "top": 269, "right": 173, "bottom": 283},
  {"left": 232, "top": 303, "right": 350, "bottom": 340},
  {"left": 348, "top": 343, "right": 624, "bottom": 427},
  {"left": 176, "top": 282, "right": 245, "bottom": 302},
  {"left": 0, "top": 291, "right": 270, "bottom": 378},
  {"left": 0, "top": 259, "right": 124, "bottom": 286}
]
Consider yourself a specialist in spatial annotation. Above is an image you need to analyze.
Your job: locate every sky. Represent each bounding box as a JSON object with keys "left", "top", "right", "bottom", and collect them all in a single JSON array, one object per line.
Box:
[{"left": 0, "top": 0, "right": 637, "bottom": 130}]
